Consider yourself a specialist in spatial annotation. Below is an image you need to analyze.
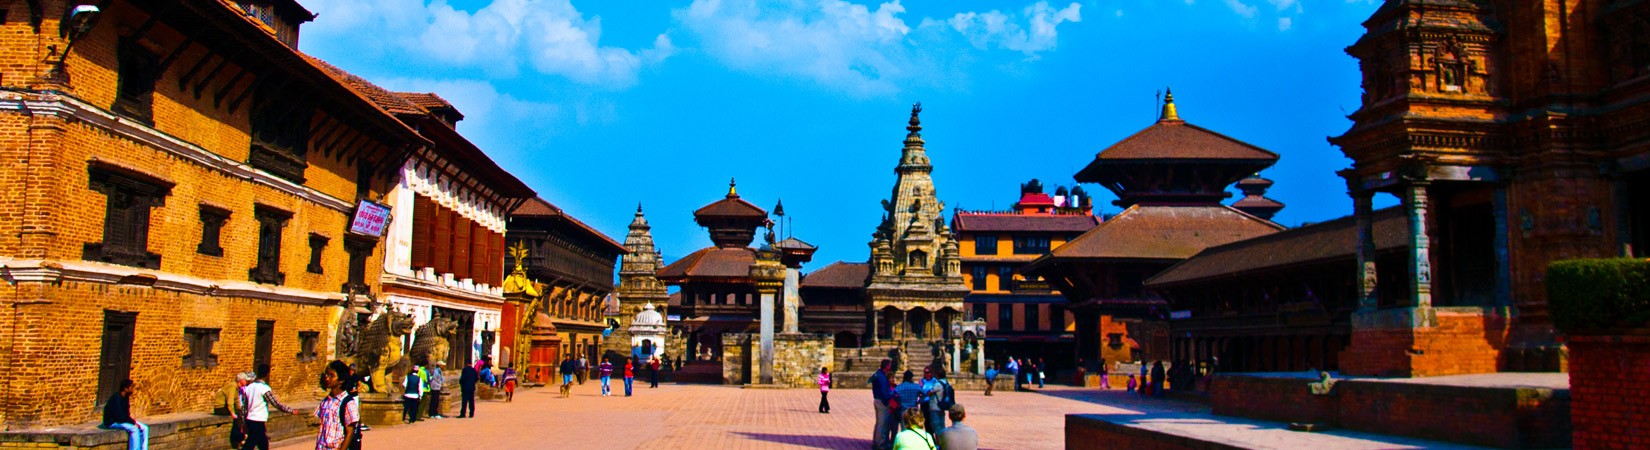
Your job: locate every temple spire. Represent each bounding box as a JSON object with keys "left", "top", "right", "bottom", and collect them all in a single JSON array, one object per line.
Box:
[
  {"left": 907, "top": 102, "right": 923, "bottom": 137},
  {"left": 1160, "top": 87, "right": 1180, "bottom": 122},
  {"left": 727, "top": 178, "right": 738, "bottom": 197}
]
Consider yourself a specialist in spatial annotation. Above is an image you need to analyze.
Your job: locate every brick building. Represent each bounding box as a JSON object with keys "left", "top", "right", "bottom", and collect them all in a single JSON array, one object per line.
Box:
[
  {"left": 952, "top": 179, "right": 1099, "bottom": 372},
  {"left": 1328, "top": 0, "right": 1650, "bottom": 376},
  {"left": 0, "top": 0, "right": 427, "bottom": 428},
  {"left": 311, "top": 61, "right": 539, "bottom": 372}
]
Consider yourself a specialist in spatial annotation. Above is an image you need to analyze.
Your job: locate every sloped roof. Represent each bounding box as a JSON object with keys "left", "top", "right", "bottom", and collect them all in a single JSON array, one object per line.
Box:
[
  {"left": 658, "top": 247, "right": 757, "bottom": 281},
  {"left": 308, "top": 57, "right": 426, "bottom": 116},
  {"left": 510, "top": 197, "right": 625, "bottom": 253},
  {"left": 1040, "top": 205, "right": 1284, "bottom": 261},
  {"left": 1017, "top": 192, "right": 1056, "bottom": 206},
  {"left": 1094, "top": 120, "right": 1278, "bottom": 161},
  {"left": 695, "top": 196, "right": 768, "bottom": 219},
  {"left": 954, "top": 213, "right": 1099, "bottom": 233},
  {"left": 801, "top": 262, "right": 871, "bottom": 289},
  {"left": 397, "top": 92, "right": 458, "bottom": 112},
  {"left": 1231, "top": 196, "right": 1285, "bottom": 209},
  {"left": 1146, "top": 207, "right": 1410, "bottom": 287}
]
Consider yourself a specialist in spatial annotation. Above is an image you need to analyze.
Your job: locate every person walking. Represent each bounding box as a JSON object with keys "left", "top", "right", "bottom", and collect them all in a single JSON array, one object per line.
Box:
[
  {"left": 649, "top": 356, "right": 661, "bottom": 388},
  {"left": 983, "top": 361, "right": 998, "bottom": 396},
  {"left": 501, "top": 365, "right": 517, "bottom": 402},
  {"left": 599, "top": 359, "right": 614, "bottom": 397},
  {"left": 1098, "top": 359, "right": 1110, "bottom": 390},
  {"left": 458, "top": 362, "right": 478, "bottom": 418},
  {"left": 402, "top": 365, "right": 424, "bottom": 423},
  {"left": 870, "top": 359, "right": 895, "bottom": 450},
  {"left": 1139, "top": 363, "right": 1149, "bottom": 395},
  {"left": 226, "top": 372, "right": 253, "bottom": 448},
  {"left": 1036, "top": 358, "right": 1047, "bottom": 389},
  {"left": 1126, "top": 374, "right": 1137, "bottom": 394},
  {"left": 817, "top": 366, "right": 832, "bottom": 413},
  {"left": 559, "top": 355, "right": 577, "bottom": 398},
  {"left": 893, "top": 408, "right": 936, "bottom": 450},
  {"left": 623, "top": 358, "right": 636, "bottom": 396},
  {"left": 315, "top": 361, "right": 360, "bottom": 450},
  {"left": 102, "top": 380, "right": 148, "bottom": 450},
  {"left": 577, "top": 354, "right": 589, "bottom": 385},
  {"left": 1151, "top": 361, "right": 1167, "bottom": 398},
  {"left": 241, "top": 364, "right": 298, "bottom": 450},
  {"left": 935, "top": 404, "right": 978, "bottom": 450},
  {"left": 426, "top": 361, "right": 446, "bottom": 419},
  {"left": 1006, "top": 357, "right": 1022, "bottom": 392}
]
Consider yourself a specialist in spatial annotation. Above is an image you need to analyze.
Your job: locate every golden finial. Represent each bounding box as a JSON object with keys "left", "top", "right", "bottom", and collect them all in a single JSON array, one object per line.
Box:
[
  {"left": 727, "top": 178, "right": 738, "bottom": 197},
  {"left": 508, "top": 242, "right": 530, "bottom": 274},
  {"left": 1160, "top": 87, "right": 1180, "bottom": 121}
]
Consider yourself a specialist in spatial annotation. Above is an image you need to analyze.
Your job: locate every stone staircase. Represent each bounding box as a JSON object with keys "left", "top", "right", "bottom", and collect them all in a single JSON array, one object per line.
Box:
[
  {"left": 832, "top": 340, "right": 951, "bottom": 387},
  {"left": 673, "top": 361, "right": 725, "bottom": 384}
]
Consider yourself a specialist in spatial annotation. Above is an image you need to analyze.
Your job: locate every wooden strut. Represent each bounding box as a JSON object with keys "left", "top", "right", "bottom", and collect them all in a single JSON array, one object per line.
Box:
[
  {"left": 211, "top": 67, "right": 249, "bottom": 107},
  {"left": 176, "top": 43, "right": 218, "bottom": 91},
  {"left": 225, "top": 69, "right": 282, "bottom": 115},
  {"left": 310, "top": 117, "right": 348, "bottom": 157},
  {"left": 193, "top": 47, "right": 246, "bottom": 99}
]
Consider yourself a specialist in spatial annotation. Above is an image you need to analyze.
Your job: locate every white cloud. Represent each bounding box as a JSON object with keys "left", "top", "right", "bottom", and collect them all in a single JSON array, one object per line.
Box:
[
  {"left": 303, "top": 0, "right": 671, "bottom": 88},
  {"left": 1277, "top": 17, "right": 1292, "bottom": 31},
  {"left": 673, "top": 0, "right": 1082, "bottom": 96},
  {"left": 948, "top": 2, "right": 1081, "bottom": 59},
  {"left": 1224, "top": 0, "right": 1258, "bottom": 18}
]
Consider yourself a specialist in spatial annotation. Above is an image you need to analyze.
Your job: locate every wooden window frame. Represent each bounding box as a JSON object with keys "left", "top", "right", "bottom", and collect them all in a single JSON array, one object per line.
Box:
[
  {"left": 198, "top": 205, "right": 230, "bottom": 256},
  {"left": 296, "top": 331, "right": 319, "bottom": 362},
  {"left": 112, "top": 37, "right": 159, "bottom": 124},
  {"left": 306, "top": 233, "right": 328, "bottom": 274},
  {"left": 249, "top": 205, "right": 291, "bottom": 285},
  {"left": 84, "top": 163, "right": 172, "bottom": 269},
  {"left": 182, "top": 327, "right": 220, "bottom": 369}
]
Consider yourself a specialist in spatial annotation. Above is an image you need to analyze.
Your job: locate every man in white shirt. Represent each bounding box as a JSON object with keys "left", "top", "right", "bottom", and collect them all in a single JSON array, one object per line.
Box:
[{"left": 238, "top": 364, "right": 298, "bottom": 450}]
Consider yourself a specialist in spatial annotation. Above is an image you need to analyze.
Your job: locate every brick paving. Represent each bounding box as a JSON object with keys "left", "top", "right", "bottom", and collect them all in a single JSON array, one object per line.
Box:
[{"left": 274, "top": 383, "right": 1481, "bottom": 450}]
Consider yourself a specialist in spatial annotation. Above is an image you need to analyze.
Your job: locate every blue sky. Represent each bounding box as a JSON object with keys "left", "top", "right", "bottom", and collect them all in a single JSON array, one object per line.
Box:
[{"left": 300, "top": 0, "right": 1387, "bottom": 271}]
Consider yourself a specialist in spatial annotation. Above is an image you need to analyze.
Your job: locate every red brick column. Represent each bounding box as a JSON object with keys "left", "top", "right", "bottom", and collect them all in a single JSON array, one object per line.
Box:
[{"left": 1569, "top": 334, "right": 1650, "bottom": 450}]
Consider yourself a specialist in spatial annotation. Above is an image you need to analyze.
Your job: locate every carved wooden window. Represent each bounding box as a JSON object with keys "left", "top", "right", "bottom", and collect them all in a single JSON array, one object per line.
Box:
[
  {"left": 112, "top": 38, "right": 158, "bottom": 124},
  {"left": 248, "top": 88, "right": 312, "bottom": 183},
  {"left": 84, "top": 164, "right": 172, "bottom": 269},
  {"left": 974, "top": 235, "right": 998, "bottom": 255},
  {"left": 198, "top": 205, "right": 230, "bottom": 256},
  {"left": 296, "top": 331, "right": 319, "bottom": 362},
  {"left": 1012, "top": 235, "right": 1050, "bottom": 254},
  {"left": 249, "top": 205, "right": 291, "bottom": 285},
  {"left": 306, "top": 234, "right": 328, "bottom": 274},
  {"left": 182, "top": 327, "right": 220, "bottom": 369},
  {"left": 343, "top": 236, "right": 374, "bottom": 292}
]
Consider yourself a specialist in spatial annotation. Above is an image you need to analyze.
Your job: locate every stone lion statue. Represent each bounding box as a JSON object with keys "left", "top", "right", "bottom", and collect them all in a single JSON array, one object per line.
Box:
[
  {"left": 358, "top": 310, "right": 416, "bottom": 393},
  {"left": 411, "top": 317, "right": 458, "bottom": 367}
]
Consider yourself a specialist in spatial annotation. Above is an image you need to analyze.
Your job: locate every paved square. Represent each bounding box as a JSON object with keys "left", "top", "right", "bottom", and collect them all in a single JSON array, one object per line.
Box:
[{"left": 275, "top": 383, "right": 1477, "bottom": 450}]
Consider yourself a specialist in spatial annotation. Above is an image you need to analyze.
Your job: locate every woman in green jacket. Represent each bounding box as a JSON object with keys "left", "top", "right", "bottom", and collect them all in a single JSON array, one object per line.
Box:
[{"left": 893, "top": 407, "right": 936, "bottom": 450}]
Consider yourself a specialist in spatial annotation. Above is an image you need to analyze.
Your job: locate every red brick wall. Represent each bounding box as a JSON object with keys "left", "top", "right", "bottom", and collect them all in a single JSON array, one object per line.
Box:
[
  {"left": 1340, "top": 308, "right": 1507, "bottom": 377},
  {"left": 1569, "top": 334, "right": 1650, "bottom": 450}
]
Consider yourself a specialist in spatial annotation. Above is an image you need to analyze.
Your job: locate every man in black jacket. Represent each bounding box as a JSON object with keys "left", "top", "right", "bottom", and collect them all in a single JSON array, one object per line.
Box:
[
  {"left": 459, "top": 364, "right": 479, "bottom": 418},
  {"left": 102, "top": 380, "right": 149, "bottom": 449}
]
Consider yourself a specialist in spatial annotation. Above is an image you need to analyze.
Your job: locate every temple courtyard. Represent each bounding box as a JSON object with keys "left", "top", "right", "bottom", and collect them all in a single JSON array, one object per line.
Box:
[{"left": 273, "top": 383, "right": 1488, "bottom": 449}]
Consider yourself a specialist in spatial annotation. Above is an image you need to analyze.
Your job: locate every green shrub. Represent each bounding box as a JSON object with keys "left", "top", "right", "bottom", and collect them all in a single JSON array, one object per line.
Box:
[{"left": 1547, "top": 258, "right": 1650, "bottom": 334}]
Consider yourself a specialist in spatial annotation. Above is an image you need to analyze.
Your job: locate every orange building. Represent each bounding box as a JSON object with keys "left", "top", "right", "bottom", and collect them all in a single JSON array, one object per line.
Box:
[{"left": 953, "top": 179, "right": 1098, "bottom": 372}]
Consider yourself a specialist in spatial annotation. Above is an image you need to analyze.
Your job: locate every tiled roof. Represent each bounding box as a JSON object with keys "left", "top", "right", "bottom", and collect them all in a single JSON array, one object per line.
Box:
[
  {"left": 510, "top": 197, "right": 625, "bottom": 253},
  {"left": 1146, "top": 207, "right": 1410, "bottom": 287},
  {"left": 801, "top": 262, "right": 870, "bottom": 289},
  {"left": 397, "top": 92, "right": 458, "bottom": 112},
  {"left": 1041, "top": 205, "right": 1284, "bottom": 261},
  {"left": 658, "top": 247, "right": 757, "bottom": 281},
  {"left": 1231, "top": 196, "right": 1285, "bottom": 209},
  {"left": 307, "top": 57, "right": 426, "bottom": 116},
  {"left": 695, "top": 196, "right": 768, "bottom": 219},
  {"left": 1095, "top": 120, "right": 1278, "bottom": 161},
  {"left": 954, "top": 213, "right": 1099, "bottom": 233}
]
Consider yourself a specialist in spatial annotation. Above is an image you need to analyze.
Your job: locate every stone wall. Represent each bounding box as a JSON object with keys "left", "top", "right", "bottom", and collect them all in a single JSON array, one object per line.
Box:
[
  {"left": 719, "top": 333, "right": 834, "bottom": 388},
  {"left": 0, "top": 402, "right": 317, "bottom": 450},
  {"left": 1568, "top": 334, "right": 1650, "bottom": 450}
]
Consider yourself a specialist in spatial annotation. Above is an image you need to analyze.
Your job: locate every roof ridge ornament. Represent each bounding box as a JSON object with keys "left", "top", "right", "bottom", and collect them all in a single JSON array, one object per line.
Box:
[
  {"left": 727, "top": 177, "right": 738, "bottom": 198},
  {"left": 1160, "top": 87, "right": 1181, "bottom": 122},
  {"left": 907, "top": 102, "right": 923, "bottom": 137}
]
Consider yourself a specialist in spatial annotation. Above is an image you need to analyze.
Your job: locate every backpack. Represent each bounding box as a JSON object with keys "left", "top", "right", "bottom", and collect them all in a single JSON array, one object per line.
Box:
[
  {"left": 340, "top": 393, "right": 363, "bottom": 450},
  {"left": 938, "top": 380, "right": 956, "bottom": 411}
]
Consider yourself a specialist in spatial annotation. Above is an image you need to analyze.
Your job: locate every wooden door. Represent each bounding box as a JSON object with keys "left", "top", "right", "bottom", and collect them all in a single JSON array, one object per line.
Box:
[
  {"left": 97, "top": 311, "right": 138, "bottom": 405},
  {"left": 254, "top": 320, "right": 274, "bottom": 371}
]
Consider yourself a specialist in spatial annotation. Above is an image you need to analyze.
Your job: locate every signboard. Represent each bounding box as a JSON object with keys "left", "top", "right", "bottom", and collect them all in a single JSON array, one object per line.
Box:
[
  {"left": 348, "top": 200, "right": 392, "bottom": 237},
  {"left": 1169, "top": 310, "right": 1192, "bottom": 320}
]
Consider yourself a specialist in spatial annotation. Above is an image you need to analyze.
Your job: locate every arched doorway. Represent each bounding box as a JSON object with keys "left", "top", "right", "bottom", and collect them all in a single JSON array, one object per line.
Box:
[{"left": 907, "top": 308, "right": 933, "bottom": 340}]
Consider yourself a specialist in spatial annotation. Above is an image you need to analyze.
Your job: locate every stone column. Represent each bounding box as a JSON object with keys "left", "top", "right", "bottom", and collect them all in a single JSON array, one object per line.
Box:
[
  {"left": 783, "top": 267, "right": 801, "bottom": 334},
  {"left": 750, "top": 249, "right": 785, "bottom": 385},
  {"left": 951, "top": 338, "right": 961, "bottom": 374},
  {"left": 1404, "top": 181, "right": 1433, "bottom": 309},
  {"left": 1354, "top": 190, "right": 1379, "bottom": 311},
  {"left": 976, "top": 339, "right": 986, "bottom": 375}
]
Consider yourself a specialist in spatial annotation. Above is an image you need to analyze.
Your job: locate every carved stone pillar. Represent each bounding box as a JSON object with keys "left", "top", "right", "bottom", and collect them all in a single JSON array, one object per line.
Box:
[
  {"left": 782, "top": 266, "right": 801, "bottom": 334},
  {"left": 1404, "top": 181, "right": 1433, "bottom": 309},
  {"left": 1353, "top": 190, "right": 1379, "bottom": 310},
  {"left": 750, "top": 249, "right": 785, "bottom": 385}
]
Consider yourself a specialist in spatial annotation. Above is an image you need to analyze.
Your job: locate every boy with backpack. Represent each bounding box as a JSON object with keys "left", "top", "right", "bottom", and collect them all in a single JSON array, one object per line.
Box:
[{"left": 317, "top": 361, "right": 361, "bottom": 450}]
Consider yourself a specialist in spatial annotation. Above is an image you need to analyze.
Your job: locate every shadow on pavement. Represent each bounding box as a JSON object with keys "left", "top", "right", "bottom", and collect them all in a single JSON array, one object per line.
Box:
[{"left": 732, "top": 432, "right": 873, "bottom": 450}]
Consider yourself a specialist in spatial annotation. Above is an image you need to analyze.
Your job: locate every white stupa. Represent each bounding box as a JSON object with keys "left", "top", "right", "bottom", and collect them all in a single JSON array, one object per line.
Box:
[{"left": 629, "top": 302, "right": 667, "bottom": 357}]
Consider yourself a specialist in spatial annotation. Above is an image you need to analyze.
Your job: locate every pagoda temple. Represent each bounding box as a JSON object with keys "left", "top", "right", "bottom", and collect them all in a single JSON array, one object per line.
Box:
[
  {"left": 658, "top": 180, "right": 772, "bottom": 363},
  {"left": 1026, "top": 90, "right": 1285, "bottom": 369}
]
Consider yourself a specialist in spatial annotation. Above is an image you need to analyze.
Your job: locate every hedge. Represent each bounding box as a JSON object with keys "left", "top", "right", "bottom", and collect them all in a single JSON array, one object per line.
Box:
[{"left": 1547, "top": 258, "right": 1650, "bottom": 334}]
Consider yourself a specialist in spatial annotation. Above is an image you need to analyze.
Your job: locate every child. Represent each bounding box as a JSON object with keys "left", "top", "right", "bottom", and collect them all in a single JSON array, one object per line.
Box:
[
  {"left": 1126, "top": 374, "right": 1138, "bottom": 394},
  {"left": 501, "top": 366, "right": 518, "bottom": 402}
]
